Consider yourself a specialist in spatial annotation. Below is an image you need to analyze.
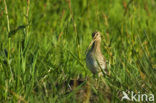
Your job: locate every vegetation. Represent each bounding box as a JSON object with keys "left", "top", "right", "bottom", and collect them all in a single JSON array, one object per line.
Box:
[{"left": 0, "top": 0, "right": 156, "bottom": 102}]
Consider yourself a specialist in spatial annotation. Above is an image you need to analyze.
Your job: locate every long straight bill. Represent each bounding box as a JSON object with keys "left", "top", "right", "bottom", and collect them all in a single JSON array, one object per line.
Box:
[{"left": 85, "top": 39, "right": 95, "bottom": 54}]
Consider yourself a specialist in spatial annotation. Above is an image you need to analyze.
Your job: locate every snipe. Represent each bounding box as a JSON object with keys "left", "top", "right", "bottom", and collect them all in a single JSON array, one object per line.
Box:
[{"left": 86, "top": 32, "right": 107, "bottom": 76}]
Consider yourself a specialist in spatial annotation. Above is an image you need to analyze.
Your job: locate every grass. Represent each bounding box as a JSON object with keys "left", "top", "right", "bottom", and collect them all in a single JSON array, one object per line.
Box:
[{"left": 0, "top": 0, "right": 156, "bottom": 102}]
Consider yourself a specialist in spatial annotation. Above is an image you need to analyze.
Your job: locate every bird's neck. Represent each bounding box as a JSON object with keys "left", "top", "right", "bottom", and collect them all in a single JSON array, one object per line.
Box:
[{"left": 91, "top": 40, "right": 101, "bottom": 53}]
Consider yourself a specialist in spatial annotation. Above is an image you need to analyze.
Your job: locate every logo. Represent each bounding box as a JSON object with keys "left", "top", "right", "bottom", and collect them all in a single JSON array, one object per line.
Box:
[{"left": 121, "top": 91, "right": 154, "bottom": 102}]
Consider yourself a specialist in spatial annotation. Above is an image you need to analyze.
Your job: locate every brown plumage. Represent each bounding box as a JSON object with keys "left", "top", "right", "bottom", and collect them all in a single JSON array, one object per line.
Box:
[{"left": 86, "top": 32, "right": 107, "bottom": 76}]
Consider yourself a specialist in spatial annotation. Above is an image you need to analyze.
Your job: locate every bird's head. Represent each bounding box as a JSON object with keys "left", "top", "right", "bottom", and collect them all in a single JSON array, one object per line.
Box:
[
  {"left": 85, "top": 31, "right": 102, "bottom": 54},
  {"left": 92, "top": 32, "right": 101, "bottom": 42}
]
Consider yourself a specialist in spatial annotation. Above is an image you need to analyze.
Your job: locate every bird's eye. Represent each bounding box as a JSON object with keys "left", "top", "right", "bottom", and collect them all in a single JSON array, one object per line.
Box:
[{"left": 92, "top": 32, "right": 98, "bottom": 38}]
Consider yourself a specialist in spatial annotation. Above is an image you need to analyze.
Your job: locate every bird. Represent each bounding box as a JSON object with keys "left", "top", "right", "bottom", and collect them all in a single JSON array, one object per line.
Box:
[{"left": 86, "top": 32, "right": 107, "bottom": 76}]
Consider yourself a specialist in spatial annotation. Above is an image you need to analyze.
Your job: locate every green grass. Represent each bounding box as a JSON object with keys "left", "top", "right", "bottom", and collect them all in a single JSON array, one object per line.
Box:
[{"left": 0, "top": 0, "right": 156, "bottom": 102}]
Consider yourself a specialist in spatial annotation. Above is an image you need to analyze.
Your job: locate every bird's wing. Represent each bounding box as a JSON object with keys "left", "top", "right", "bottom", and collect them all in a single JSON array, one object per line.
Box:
[{"left": 97, "top": 55, "right": 107, "bottom": 74}]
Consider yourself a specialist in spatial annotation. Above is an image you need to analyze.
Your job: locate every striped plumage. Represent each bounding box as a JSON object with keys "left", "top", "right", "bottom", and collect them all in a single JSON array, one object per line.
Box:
[{"left": 86, "top": 32, "right": 107, "bottom": 76}]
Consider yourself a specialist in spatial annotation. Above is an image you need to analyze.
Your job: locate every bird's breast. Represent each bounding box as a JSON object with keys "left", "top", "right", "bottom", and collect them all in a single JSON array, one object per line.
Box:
[{"left": 86, "top": 51, "right": 105, "bottom": 74}]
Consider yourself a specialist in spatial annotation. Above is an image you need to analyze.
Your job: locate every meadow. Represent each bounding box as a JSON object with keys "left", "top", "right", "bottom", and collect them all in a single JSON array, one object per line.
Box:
[{"left": 0, "top": 0, "right": 156, "bottom": 102}]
